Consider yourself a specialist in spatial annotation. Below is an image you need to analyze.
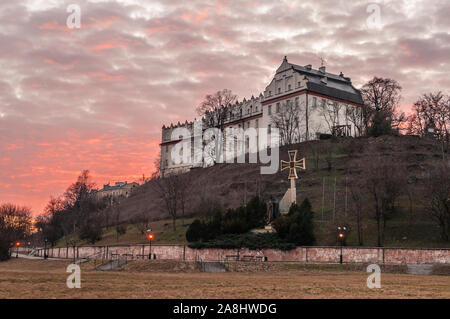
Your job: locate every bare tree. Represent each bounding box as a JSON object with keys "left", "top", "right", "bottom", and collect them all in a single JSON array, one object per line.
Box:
[
  {"left": 361, "top": 155, "right": 407, "bottom": 246},
  {"left": 421, "top": 161, "right": 450, "bottom": 241},
  {"left": 152, "top": 174, "right": 181, "bottom": 231},
  {"left": 133, "top": 210, "right": 151, "bottom": 235},
  {"left": 361, "top": 77, "right": 403, "bottom": 135},
  {"left": 152, "top": 149, "right": 161, "bottom": 179},
  {"left": 319, "top": 100, "right": 343, "bottom": 134},
  {"left": 270, "top": 100, "right": 302, "bottom": 145},
  {"left": 0, "top": 204, "right": 32, "bottom": 260},
  {"left": 348, "top": 179, "right": 366, "bottom": 246},
  {"left": 196, "top": 89, "right": 237, "bottom": 128},
  {"left": 177, "top": 173, "right": 192, "bottom": 226},
  {"left": 346, "top": 105, "right": 363, "bottom": 136},
  {"left": 407, "top": 92, "right": 449, "bottom": 156}
]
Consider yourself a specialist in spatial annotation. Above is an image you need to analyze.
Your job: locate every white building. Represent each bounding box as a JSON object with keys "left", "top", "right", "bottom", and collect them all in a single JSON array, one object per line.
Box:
[{"left": 160, "top": 57, "right": 363, "bottom": 176}]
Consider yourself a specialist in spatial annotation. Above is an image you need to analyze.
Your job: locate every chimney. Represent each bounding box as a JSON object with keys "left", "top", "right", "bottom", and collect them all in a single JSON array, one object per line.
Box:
[
  {"left": 319, "top": 66, "right": 326, "bottom": 73},
  {"left": 305, "top": 64, "right": 312, "bottom": 70}
]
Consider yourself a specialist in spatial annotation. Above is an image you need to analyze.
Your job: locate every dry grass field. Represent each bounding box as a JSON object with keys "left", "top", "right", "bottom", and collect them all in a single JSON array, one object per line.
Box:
[{"left": 0, "top": 259, "right": 449, "bottom": 299}]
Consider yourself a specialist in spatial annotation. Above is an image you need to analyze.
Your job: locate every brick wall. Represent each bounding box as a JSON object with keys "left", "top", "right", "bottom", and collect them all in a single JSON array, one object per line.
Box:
[{"left": 35, "top": 245, "right": 450, "bottom": 264}]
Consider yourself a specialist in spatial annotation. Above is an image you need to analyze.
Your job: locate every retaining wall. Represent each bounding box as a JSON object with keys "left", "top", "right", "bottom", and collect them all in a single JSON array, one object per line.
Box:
[{"left": 34, "top": 244, "right": 450, "bottom": 265}]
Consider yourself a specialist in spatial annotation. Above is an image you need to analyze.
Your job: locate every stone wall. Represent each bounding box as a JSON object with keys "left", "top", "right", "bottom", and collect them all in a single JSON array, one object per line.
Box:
[{"left": 35, "top": 244, "right": 450, "bottom": 265}]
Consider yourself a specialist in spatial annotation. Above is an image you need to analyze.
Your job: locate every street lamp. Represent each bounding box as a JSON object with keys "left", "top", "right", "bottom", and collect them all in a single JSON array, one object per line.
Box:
[
  {"left": 44, "top": 238, "right": 48, "bottom": 259},
  {"left": 337, "top": 226, "right": 347, "bottom": 264},
  {"left": 15, "top": 242, "right": 21, "bottom": 258},
  {"left": 146, "top": 231, "right": 154, "bottom": 260}
]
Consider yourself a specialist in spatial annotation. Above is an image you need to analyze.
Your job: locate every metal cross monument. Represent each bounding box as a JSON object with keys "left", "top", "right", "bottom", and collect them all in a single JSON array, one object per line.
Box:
[{"left": 280, "top": 150, "right": 306, "bottom": 204}]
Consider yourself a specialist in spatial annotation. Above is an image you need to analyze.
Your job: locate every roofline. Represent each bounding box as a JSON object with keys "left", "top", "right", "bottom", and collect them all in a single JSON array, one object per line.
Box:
[{"left": 262, "top": 89, "right": 363, "bottom": 107}]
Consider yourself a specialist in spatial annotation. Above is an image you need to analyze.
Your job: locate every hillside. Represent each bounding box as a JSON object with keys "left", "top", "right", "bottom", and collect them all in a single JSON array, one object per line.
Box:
[{"left": 109, "top": 135, "right": 449, "bottom": 248}]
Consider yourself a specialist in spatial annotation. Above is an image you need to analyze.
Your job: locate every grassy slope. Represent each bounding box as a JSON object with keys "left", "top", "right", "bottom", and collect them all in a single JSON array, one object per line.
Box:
[
  {"left": 55, "top": 218, "right": 195, "bottom": 247},
  {"left": 60, "top": 135, "right": 449, "bottom": 248}
]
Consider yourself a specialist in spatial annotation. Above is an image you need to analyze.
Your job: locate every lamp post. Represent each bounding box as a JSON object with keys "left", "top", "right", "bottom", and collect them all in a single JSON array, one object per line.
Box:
[
  {"left": 146, "top": 231, "right": 154, "bottom": 260},
  {"left": 44, "top": 238, "right": 48, "bottom": 259},
  {"left": 337, "top": 226, "right": 347, "bottom": 264},
  {"left": 15, "top": 242, "right": 21, "bottom": 258}
]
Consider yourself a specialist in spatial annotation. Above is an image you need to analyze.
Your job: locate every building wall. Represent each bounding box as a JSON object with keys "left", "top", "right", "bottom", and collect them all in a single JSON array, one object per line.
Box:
[
  {"left": 160, "top": 64, "right": 363, "bottom": 176},
  {"left": 36, "top": 245, "right": 450, "bottom": 264}
]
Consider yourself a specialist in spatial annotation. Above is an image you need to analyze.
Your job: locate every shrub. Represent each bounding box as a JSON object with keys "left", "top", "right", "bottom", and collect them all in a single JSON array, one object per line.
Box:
[
  {"left": 187, "top": 196, "right": 268, "bottom": 243},
  {"left": 186, "top": 219, "right": 204, "bottom": 242},
  {"left": 0, "top": 240, "right": 10, "bottom": 261},
  {"left": 79, "top": 221, "right": 102, "bottom": 244},
  {"left": 272, "top": 215, "right": 291, "bottom": 239},
  {"left": 116, "top": 224, "right": 127, "bottom": 236},
  {"left": 188, "top": 233, "right": 295, "bottom": 251},
  {"left": 273, "top": 198, "right": 316, "bottom": 246},
  {"left": 367, "top": 112, "right": 393, "bottom": 137}
]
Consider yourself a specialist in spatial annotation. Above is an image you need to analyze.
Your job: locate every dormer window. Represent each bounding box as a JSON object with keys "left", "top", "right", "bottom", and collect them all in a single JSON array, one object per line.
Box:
[
  {"left": 298, "top": 81, "right": 301, "bottom": 87},
  {"left": 269, "top": 90, "right": 272, "bottom": 96},
  {"left": 278, "top": 88, "right": 281, "bottom": 94},
  {"left": 288, "top": 84, "right": 291, "bottom": 91}
]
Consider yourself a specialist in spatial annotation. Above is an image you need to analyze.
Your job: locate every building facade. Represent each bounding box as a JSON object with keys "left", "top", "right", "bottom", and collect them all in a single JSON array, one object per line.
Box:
[
  {"left": 160, "top": 57, "right": 363, "bottom": 176},
  {"left": 94, "top": 181, "right": 139, "bottom": 200}
]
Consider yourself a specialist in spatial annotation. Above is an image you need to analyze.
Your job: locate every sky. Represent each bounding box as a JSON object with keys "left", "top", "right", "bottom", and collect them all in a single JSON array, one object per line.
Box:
[{"left": 0, "top": 0, "right": 449, "bottom": 215}]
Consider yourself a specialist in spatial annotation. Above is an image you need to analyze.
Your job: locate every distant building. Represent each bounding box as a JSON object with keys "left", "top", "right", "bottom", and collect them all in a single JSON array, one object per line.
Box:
[{"left": 94, "top": 181, "right": 139, "bottom": 200}]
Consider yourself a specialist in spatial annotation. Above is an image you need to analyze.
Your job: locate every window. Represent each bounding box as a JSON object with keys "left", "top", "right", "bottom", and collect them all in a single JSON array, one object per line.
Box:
[
  {"left": 321, "top": 99, "right": 326, "bottom": 108},
  {"left": 255, "top": 106, "right": 258, "bottom": 112},
  {"left": 248, "top": 122, "right": 250, "bottom": 128},
  {"left": 295, "top": 117, "right": 299, "bottom": 128},
  {"left": 298, "top": 81, "right": 301, "bottom": 87},
  {"left": 269, "top": 90, "right": 272, "bottom": 96},
  {"left": 295, "top": 97, "right": 299, "bottom": 107},
  {"left": 256, "top": 119, "right": 259, "bottom": 128},
  {"left": 288, "top": 84, "right": 291, "bottom": 91},
  {"left": 268, "top": 105, "right": 272, "bottom": 115},
  {"left": 278, "top": 87, "right": 281, "bottom": 94},
  {"left": 313, "top": 97, "right": 317, "bottom": 108},
  {"left": 268, "top": 124, "right": 271, "bottom": 133},
  {"left": 276, "top": 103, "right": 280, "bottom": 113},
  {"left": 165, "top": 160, "right": 168, "bottom": 167}
]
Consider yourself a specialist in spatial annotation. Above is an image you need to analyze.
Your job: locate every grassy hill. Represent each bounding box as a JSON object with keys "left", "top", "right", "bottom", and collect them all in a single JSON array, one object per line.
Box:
[{"left": 64, "top": 135, "right": 448, "bottom": 248}]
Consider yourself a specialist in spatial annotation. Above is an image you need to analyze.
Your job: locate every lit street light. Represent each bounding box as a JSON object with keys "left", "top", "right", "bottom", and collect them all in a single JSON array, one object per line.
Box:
[
  {"left": 337, "top": 226, "right": 347, "bottom": 264},
  {"left": 146, "top": 231, "right": 154, "bottom": 260},
  {"left": 15, "top": 242, "right": 21, "bottom": 258},
  {"left": 44, "top": 238, "right": 48, "bottom": 259}
]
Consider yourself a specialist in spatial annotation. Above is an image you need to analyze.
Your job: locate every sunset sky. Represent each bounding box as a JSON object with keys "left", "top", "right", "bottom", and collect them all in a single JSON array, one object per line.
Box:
[{"left": 0, "top": 0, "right": 449, "bottom": 215}]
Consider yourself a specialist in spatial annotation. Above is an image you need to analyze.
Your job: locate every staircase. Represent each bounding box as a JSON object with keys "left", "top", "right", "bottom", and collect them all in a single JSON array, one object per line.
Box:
[
  {"left": 96, "top": 259, "right": 129, "bottom": 271},
  {"left": 195, "top": 255, "right": 226, "bottom": 273},
  {"left": 406, "top": 264, "right": 434, "bottom": 275}
]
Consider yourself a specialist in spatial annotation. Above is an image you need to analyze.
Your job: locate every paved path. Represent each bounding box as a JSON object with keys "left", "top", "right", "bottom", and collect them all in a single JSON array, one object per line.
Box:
[{"left": 14, "top": 253, "right": 63, "bottom": 261}]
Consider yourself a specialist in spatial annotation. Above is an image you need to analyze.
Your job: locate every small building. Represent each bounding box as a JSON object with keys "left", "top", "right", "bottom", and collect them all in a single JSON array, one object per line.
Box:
[{"left": 94, "top": 181, "right": 139, "bottom": 200}]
